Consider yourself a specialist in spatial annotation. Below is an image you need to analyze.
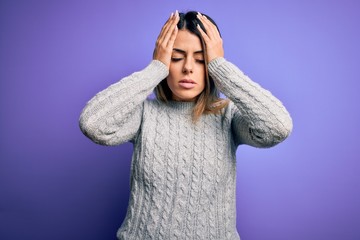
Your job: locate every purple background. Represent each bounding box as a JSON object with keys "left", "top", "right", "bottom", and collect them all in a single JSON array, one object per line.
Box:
[{"left": 1, "top": 0, "right": 359, "bottom": 239}]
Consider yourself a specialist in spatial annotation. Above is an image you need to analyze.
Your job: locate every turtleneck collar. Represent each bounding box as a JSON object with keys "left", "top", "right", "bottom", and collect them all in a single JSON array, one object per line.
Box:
[{"left": 163, "top": 100, "right": 195, "bottom": 113}]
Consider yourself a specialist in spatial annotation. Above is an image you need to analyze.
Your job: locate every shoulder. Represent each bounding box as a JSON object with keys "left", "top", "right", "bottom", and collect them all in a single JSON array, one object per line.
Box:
[
  {"left": 144, "top": 98, "right": 161, "bottom": 107},
  {"left": 209, "top": 98, "right": 234, "bottom": 115},
  {"left": 143, "top": 98, "right": 166, "bottom": 114},
  {"left": 217, "top": 100, "right": 240, "bottom": 122}
]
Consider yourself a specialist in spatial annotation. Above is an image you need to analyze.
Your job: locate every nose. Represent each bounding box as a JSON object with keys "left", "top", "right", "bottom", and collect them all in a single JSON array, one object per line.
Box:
[{"left": 182, "top": 58, "right": 193, "bottom": 74}]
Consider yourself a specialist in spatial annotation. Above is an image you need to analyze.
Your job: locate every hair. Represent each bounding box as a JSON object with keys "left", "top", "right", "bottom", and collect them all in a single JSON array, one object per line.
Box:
[{"left": 154, "top": 11, "right": 229, "bottom": 122}]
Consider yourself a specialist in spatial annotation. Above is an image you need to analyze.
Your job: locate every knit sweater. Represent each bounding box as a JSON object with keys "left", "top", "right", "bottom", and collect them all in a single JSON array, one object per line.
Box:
[{"left": 79, "top": 57, "right": 293, "bottom": 239}]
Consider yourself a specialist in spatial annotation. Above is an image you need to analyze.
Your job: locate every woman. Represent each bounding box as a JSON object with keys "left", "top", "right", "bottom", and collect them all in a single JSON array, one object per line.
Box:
[{"left": 80, "top": 10, "right": 292, "bottom": 240}]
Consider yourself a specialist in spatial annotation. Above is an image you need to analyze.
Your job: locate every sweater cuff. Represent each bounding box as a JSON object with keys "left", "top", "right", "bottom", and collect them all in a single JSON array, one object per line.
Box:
[
  {"left": 146, "top": 59, "right": 169, "bottom": 81},
  {"left": 208, "top": 57, "right": 227, "bottom": 75}
]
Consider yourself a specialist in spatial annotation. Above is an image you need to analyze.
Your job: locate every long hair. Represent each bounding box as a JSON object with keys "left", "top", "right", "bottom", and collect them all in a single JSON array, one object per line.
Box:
[{"left": 154, "top": 11, "right": 229, "bottom": 122}]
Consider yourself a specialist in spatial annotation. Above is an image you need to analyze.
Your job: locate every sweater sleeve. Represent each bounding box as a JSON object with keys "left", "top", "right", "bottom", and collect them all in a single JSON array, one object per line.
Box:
[
  {"left": 79, "top": 60, "right": 169, "bottom": 146},
  {"left": 208, "top": 57, "right": 293, "bottom": 148}
]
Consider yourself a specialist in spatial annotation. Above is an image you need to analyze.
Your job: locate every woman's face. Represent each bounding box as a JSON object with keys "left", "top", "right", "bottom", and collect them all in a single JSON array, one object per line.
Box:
[{"left": 167, "top": 30, "right": 206, "bottom": 102}]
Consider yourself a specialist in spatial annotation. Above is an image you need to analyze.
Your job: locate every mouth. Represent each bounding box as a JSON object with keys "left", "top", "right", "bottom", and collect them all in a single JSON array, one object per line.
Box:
[{"left": 178, "top": 79, "right": 196, "bottom": 89}]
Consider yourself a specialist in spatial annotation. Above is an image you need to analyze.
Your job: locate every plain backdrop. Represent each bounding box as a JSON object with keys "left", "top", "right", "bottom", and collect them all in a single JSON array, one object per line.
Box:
[{"left": 1, "top": 0, "right": 359, "bottom": 239}]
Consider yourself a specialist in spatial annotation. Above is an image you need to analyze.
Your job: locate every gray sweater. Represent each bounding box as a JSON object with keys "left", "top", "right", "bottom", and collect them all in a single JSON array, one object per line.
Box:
[{"left": 79, "top": 57, "right": 292, "bottom": 239}]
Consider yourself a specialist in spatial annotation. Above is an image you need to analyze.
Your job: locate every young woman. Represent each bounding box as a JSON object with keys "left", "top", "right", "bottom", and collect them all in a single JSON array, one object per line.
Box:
[{"left": 80, "top": 11, "right": 292, "bottom": 240}]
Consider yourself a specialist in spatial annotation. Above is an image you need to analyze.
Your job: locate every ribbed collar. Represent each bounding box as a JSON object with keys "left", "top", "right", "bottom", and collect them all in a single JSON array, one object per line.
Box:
[{"left": 165, "top": 100, "right": 195, "bottom": 113}]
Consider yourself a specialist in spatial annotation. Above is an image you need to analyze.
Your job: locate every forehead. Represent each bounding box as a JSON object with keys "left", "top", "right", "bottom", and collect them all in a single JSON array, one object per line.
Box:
[{"left": 173, "top": 30, "right": 202, "bottom": 52}]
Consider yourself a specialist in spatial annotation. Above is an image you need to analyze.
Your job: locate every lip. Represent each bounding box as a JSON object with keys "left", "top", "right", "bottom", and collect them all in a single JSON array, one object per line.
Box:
[{"left": 178, "top": 79, "right": 196, "bottom": 89}]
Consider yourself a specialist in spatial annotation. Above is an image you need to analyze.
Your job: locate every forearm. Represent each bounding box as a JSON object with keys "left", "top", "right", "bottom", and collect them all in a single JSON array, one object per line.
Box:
[
  {"left": 79, "top": 60, "right": 168, "bottom": 145},
  {"left": 208, "top": 57, "right": 293, "bottom": 147}
]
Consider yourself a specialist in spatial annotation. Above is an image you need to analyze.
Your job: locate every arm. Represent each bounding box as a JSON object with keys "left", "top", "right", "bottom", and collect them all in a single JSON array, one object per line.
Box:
[
  {"left": 79, "top": 60, "right": 168, "bottom": 146},
  {"left": 197, "top": 13, "right": 292, "bottom": 148},
  {"left": 208, "top": 57, "right": 293, "bottom": 147},
  {"left": 79, "top": 11, "right": 179, "bottom": 146}
]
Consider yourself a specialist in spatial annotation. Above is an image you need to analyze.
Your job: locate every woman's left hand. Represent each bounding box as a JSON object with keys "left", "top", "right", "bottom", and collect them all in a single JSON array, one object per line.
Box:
[{"left": 197, "top": 13, "right": 224, "bottom": 62}]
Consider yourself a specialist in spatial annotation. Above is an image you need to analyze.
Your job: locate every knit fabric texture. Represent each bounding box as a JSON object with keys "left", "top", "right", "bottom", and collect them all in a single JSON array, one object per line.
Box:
[{"left": 79, "top": 57, "right": 293, "bottom": 239}]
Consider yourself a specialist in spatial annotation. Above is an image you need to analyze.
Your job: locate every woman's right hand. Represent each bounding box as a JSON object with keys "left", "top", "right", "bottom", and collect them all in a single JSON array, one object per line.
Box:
[{"left": 153, "top": 11, "right": 180, "bottom": 68}]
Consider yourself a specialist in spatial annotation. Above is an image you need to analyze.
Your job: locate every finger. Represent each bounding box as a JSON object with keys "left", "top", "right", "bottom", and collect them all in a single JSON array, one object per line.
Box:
[
  {"left": 157, "top": 11, "right": 180, "bottom": 46},
  {"left": 197, "top": 13, "right": 219, "bottom": 39},
  {"left": 199, "top": 16, "right": 217, "bottom": 39},
  {"left": 157, "top": 13, "right": 176, "bottom": 46},
  {"left": 197, "top": 23, "right": 210, "bottom": 43},
  {"left": 157, "top": 12, "right": 176, "bottom": 43},
  {"left": 166, "top": 24, "right": 178, "bottom": 48},
  {"left": 196, "top": 14, "right": 213, "bottom": 39},
  {"left": 202, "top": 15, "right": 218, "bottom": 35},
  {"left": 161, "top": 11, "right": 179, "bottom": 45}
]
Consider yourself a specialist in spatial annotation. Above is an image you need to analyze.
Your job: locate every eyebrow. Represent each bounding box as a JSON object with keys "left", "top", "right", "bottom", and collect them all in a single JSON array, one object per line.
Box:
[{"left": 173, "top": 48, "right": 203, "bottom": 54}]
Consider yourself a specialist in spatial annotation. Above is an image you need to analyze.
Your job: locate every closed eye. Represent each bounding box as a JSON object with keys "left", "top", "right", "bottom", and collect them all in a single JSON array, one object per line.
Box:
[
  {"left": 171, "top": 58, "right": 183, "bottom": 62},
  {"left": 171, "top": 58, "right": 204, "bottom": 64}
]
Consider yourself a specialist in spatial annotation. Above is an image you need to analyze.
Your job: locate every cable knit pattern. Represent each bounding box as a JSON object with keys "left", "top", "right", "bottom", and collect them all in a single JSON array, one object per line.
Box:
[
  {"left": 79, "top": 58, "right": 292, "bottom": 240},
  {"left": 208, "top": 57, "right": 292, "bottom": 147}
]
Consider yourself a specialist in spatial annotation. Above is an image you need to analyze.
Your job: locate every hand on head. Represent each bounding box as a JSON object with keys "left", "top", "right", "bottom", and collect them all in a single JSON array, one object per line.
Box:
[
  {"left": 153, "top": 11, "right": 180, "bottom": 68},
  {"left": 153, "top": 11, "right": 225, "bottom": 67},
  {"left": 196, "top": 13, "right": 224, "bottom": 62}
]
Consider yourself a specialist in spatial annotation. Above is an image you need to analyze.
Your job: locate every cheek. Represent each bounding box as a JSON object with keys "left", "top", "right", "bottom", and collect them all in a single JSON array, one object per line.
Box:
[
  {"left": 166, "top": 68, "right": 176, "bottom": 86},
  {"left": 169, "top": 62, "right": 182, "bottom": 74},
  {"left": 197, "top": 67, "right": 206, "bottom": 85},
  {"left": 167, "top": 65, "right": 178, "bottom": 81}
]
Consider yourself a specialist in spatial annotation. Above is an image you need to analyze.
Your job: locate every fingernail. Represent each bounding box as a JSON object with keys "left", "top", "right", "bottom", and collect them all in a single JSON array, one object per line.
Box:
[
  {"left": 175, "top": 10, "right": 179, "bottom": 17},
  {"left": 170, "top": 12, "right": 173, "bottom": 18}
]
